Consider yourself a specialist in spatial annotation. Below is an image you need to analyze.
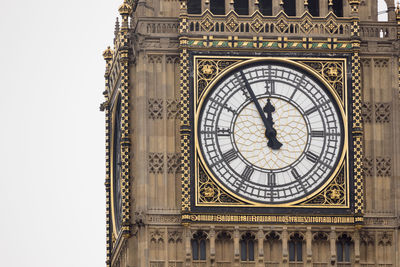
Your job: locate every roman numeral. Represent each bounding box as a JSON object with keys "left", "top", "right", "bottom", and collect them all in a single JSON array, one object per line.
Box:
[
  {"left": 223, "top": 149, "right": 238, "bottom": 163},
  {"left": 311, "top": 131, "right": 325, "bottom": 137},
  {"left": 265, "top": 81, "right": 275, "bottom": 95},
  {"left": 242, "top": 166, "right": 254, "bottom": 181},
  {"left": 306, "top": 151, "right": 319, "bottom": 163},
  {"left": 267, "top": 173, "right": 276, "bottom": 186},
  {"left": 291, "top": 168, "right": 301, "bottom": 180},
  {"left": 217, "top": 127, "right": 231, "bottom": 136},
  {"left": 305, "top": 106, "right": 318, "bottom": 116}
]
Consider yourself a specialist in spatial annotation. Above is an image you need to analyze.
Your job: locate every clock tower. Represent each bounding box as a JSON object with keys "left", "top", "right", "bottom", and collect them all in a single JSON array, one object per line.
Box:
[{"left": 101, "top": 1, "right": 400, "bottom": 266}]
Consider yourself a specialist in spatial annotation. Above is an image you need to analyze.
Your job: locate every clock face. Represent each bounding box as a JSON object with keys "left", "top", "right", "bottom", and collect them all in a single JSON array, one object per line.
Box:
[
  {"left": 112, "top": 95, "right": 123, "bottom": 232},
  {"left": 197, "top": 61, "right": 345, "bottom": 204}
]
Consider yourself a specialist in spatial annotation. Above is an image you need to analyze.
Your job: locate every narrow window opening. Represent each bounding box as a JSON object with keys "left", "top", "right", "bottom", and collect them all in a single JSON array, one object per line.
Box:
[
  {"left": 210, "top": 0, "right": 226, "bottom": 15},
  {"left": 240, "top": 233, "right": 255, "bottom": 261},
  {"left": 308, "top": 0, "right": 320, "bottom": 16},
  {"left": 283, "top": 0, "right": 296, "bottom": 16},
  {"left": 337, "top": 234, "right": 352, "bottom": 263},
  {"left": 259, "top": 0, "right": 272, "bottom": 16},
  {"left": 187, "top": 0, "right": 202, "bottom": 14},
  {"left": 234, "top": 0, "right": 249, "bottom": 15},
  {"left": 192, "top": 231, "right": 207, "bottom": 261},
  {"left": 332, "top": 0, "right": 343, "bottom": 17},
  {"left": 289, "top": 233, "right": 303, "bottom": 262},
  {"left": 377, "top": 0, "right": 388, "bottom": 21}
]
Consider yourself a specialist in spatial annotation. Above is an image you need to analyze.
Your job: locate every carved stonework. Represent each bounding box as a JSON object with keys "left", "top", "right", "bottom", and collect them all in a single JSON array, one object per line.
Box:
[
  {"left": 375, "top": 103, "right": 391, "bottom": 123},
  {"left": 313, "top": 232, "right": 329, "bottom": 241},
  {"left": 376, "top": 157, "right": 391, "bottom": 177},
  {"left": 374, "top": 59, "right": 389, "bottom": 68},
  {"left": 361, "top": 102, "right": 372, "bottom": 123},
  {"left": 149, "top": 153, "right": 164, "bottom": 174},
  {"left": 168, "top": 230, "right": 183, "bottom": 243},
  {"left": 148, "top": 55, "right": 163, "bottom": 64},
  {"left": 166, "top": 99, "right": 180, "bottom": 119},
  {"left": 363, "top": 157, "right": 374, "bottom": 176},
  {"left": 150, "top": 229, "right": 164, "bottom": 243},
  {"left": 360, "top": 231, "right": 374, "bottom": 245},
  {"left": 378, "top": 232, "right": 392, "bottom": 245},
  {"left": 166, "top": 55, "right": 180, "bottom": 64},
  {"left": 148, "top": 99, "right": 163, "bottom": 119},
  {"left": 167, "top": 153, "right": 181, "bottom": 174}
]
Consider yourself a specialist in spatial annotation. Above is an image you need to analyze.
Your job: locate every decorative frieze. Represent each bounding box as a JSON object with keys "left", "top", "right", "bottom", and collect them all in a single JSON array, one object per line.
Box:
[
  {"left": 362, "top": 157, "right": 391, "bottom": 177},
  {"left": 376, "top": 157, "right": 392, "bottom": 177},
  {"left": 166, "top": 99, "right": 180, "bottom": 119},
  {"left": 167, "top": 153, "right": 181, "bottom": 174},
  {"left": 375, "top": 103, "right": 391, "bottom": 123},
  {"left": 149, "top": 153, "right": 164, "bottom": 173},
  {"left": 148, "top": 99, "right": 164, "bottom": 119}
]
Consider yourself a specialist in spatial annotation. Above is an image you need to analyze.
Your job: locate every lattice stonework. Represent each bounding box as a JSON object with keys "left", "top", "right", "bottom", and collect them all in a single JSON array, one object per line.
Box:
[
  {"left": 351, "top": 49, "right": 364, "bottom": 215},
  {"left": 118, "top": 3, "right": 132, "bottom": 236},
  {"left": 180, "top": 48, "right": 190, "bottom": 213}
]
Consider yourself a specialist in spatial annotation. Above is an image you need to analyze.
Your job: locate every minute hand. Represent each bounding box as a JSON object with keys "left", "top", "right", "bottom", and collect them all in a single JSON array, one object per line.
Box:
[
  {"left": 240, "top": 71, "right": 282, "bottom": 150},
  {"left": 240, "top": 71, "right": 271, "bottom": 131}
]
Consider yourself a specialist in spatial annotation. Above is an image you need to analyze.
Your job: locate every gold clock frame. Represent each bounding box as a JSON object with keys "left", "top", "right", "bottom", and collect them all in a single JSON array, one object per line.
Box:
[
  {"left": 193, "top": 56, "right": 349, "bottom": 208},
  {"left": 180, "top": 53, "right": 364, "bottom": 224}
]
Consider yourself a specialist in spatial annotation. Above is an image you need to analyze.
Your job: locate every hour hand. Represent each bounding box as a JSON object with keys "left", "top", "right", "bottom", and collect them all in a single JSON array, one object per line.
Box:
[{"left": 263, "top": 99, "right": 282, "bottom": 150}]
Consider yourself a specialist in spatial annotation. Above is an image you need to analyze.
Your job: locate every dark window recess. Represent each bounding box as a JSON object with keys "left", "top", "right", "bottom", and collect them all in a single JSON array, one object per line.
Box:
[
  {"left": 308, "top": 0, "right": 319, "bottom": 16},
  {"left": 234, "top": 0, "right": 249, "bottom": 15},
  {"left": 187, "top": 0, "right": 202, "bottom": 14},
  {"left": 259, "top": 0, "right": 272, "bottom": 15},
  {"left": 337, "top": 234, "right": 352, "bottom": 263},
  {"left": 210, "top": 0, "right": 226, "bottom": 15},
  {"left": 283, "top": 0, "right": 296, "bottom": 16},
  {"left": 333, "top": 0, "right": 343, "bottom": 17},
  {"left": 192, "top": 231, "right": 207, "bottom": 260},
  {"left": 240, "top": 233, "right": 255, "bottom": 261},
  {"left": 289, "top": 233, "right": 303, "bottom": 262}
]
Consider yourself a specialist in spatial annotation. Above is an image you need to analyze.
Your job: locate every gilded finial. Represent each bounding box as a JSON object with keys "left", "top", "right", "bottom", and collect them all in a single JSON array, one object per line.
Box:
[
  {"left": 328, "top": 0, "right": 333, "bottom": 12},
  {"left": 119, "top": 0, "right": 133, "bottom": 16},
  {"left": 103, "top": 46, "right": 113, "bottom": 60}
]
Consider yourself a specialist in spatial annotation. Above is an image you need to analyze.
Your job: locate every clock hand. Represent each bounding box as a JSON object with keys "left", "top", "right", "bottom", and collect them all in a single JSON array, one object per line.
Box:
[
  {"left": 263, "top": 98, "right": 283, "bottom": 150},
  {"left": 239, "top": 71, "right": 282, "bottom": 150}
]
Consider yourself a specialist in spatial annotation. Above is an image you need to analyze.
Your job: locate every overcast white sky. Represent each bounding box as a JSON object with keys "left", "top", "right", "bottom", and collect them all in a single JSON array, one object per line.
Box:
[
  {"left": 0, "top": 1, "right": 391, "bottom": 267},
  {"left": 0, "top": 1, "right": 120, "bottom": 266}
]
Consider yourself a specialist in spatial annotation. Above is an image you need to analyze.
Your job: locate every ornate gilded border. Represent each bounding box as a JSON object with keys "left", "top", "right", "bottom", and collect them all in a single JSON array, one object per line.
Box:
[
  {"left": 192, "top": 56, "right": 349, "bottom": 209},
  {"left": 102, "top": 2, "right": 133, "bottom": 266}
]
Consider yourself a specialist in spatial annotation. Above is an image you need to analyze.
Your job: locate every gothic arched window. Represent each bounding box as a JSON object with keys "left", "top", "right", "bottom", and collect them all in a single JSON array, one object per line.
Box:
[
  {"left": 337, "top": 234, "right": 352, "bottom": 263},
  {"left": 210, "top": 0, "right": 226, "bottom": 15},
  {"left": 289, "top": 233, "right": 303, "bottom": 262},
  {"left": 308, "top": 0, "right": 320, "bottom": 16},
  {"left": 259, "top": 0, "right": 272, "bottom": 16},
  {"left": 283, "top": 0, "right": 296, "bottom": 16},
  {"left": 187, "top": 0, "right": 202, "bottom": 14},
  {"left": 192, "top": 231, "right": 207, "bottom": 260},
  {"left": 240, "top": 233, "right": 255, "bottom": 261},
  {"left": 332, "top": 0, "right": 343, "bottom": 17}
]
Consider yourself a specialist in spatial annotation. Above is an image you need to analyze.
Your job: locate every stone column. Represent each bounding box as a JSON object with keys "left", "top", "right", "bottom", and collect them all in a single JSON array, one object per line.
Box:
[
  {"left": 210, "top": 227, "right": 216, "bottom": 267},
  {"left": 296, "top": 0, "right": 304, "bottom": 15},
  {"left": 330, "top": 227, "right": 337, "bottom": 267},
  {"left": 234, "top": 227, "right": 240, "bottom": 267},
  {"left": 282, "top": 227, "right": 289, "bottom": 267},
  {"left": 272, "top": 0, "right": 282, "bottom": 15},
  {"left": 306, "top": 227, "right": 312, "bottom": 267},
  {"left": 185, "top": 227, "right": 191, "bottom": 267},
  {"left": 257, "top": 228, "right": 264, "bottom": 267},
  {"left": 354, "top": 229, "right": 361, "bottom": 267},
  {"left": 320, "top": 0, "right": 328, "bottom": 16}
]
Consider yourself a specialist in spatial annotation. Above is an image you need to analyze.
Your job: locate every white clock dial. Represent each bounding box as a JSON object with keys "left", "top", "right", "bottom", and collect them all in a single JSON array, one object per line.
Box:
[{"left": 197, "top": 62, "right": 344, "bottom": 204}]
